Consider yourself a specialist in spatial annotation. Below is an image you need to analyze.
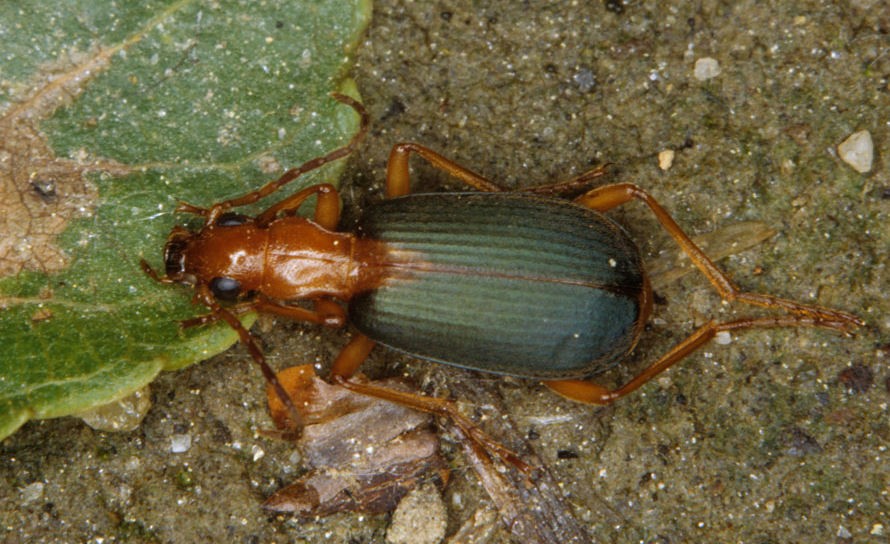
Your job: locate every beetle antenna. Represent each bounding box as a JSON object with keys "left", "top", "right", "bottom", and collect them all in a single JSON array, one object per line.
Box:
[
  {"left": 177, "top": 93, "right": 370, "bottom": 224},
  {"left": 140, "top": 258, "right": 177, "bottom": 284}
]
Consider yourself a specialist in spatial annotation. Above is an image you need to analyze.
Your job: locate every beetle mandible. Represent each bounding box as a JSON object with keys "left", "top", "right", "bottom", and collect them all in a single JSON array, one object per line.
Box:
[{"left": 142, "top": 93, "right": 863, "bottom": 447}]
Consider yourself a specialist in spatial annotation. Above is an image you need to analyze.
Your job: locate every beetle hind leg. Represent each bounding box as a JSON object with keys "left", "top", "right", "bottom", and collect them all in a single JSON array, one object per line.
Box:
[
  {"left": 332, "top": 375, "right": 534, "bottom": 475},
  {"left": 574, "top": 182, "right": 864, "bottom": 331},
  {"left": 551, "top": 182, "right": 865, "bottom": 404},
  {"left": 545, "top": 314, "right": 855, "bottom": 405}
]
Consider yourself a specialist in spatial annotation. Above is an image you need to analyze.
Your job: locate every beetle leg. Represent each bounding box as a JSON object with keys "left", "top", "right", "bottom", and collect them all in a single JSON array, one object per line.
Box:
[
  {"left": 386, "top": 143, "right": 611, "bottom": 198},
  {"left": 191, "top": 284, "right": 305, "bottom": 429},
  {"left": 203, "top": 295, "right": 346, "bottom": 325},
  {"left": 179, "top": 297, "right": 345, "bottom": 329},
  {"left": 330, "top": 333, "right": 377, "bottom": 378},
  {"left": 545, "top": 314, "right": 857, "bottom": 405},
  {"left": 254, "top": 183, "right": 341, "bottom": 230},
  {"left": 312, "top": 298, "right": 348, "bottom": 327},
  {"left": 328, "top": 333, "right": 534, "bottom": 474},
  {"left": 310, "top": 186, "right": 341, "bottom": 231},
  {"left": 253, "top": 301, "right": 335, "bottom": 325},
  {"left": 574, "top": 182, "right": 864, "bottom": 331},
  {"left": 386, "top": 143, "right": 506, "bottom": 197},
  {"left": 519, "top": 164, "right": 611, "bottom": 197},
  {"left": 251, "top": 296, "right": 347, "bottom": 327},
  {"left": 332, "top": 375, "right": 534, "bottom": 475},
  {"left": 179, "top": 302, "right": 254, "bottom": 329}
]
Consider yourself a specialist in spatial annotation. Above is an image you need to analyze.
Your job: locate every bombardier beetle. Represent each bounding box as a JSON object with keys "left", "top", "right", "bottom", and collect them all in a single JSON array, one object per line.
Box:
[{"left": 142, "top": 93, "right": 863, "bottom": 462}]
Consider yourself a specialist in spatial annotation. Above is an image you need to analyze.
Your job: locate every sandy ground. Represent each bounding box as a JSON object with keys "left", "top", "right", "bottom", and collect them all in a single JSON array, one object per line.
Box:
[{"left": 2, "top": 1, "right": 887, "bottom": 543}]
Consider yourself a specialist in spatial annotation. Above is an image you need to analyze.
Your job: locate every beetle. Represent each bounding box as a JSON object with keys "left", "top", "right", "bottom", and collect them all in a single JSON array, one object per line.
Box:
[{"left": 142, "top": 93, "right": 863, "bottom": 460}]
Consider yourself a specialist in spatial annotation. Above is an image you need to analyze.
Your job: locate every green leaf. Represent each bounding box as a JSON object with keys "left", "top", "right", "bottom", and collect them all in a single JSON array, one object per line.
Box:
[{"left": 0, "top": 0, "right": 371, "bottom": 440}]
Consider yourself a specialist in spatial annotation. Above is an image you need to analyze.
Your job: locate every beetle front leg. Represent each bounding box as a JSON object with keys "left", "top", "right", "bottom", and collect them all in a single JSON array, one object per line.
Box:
[
  {"left": 179, "top": 296, "right": 345, "bottom": 329},
  {"left": 519, "top": 164, "right": 611, "bottom": 197},
  {"left": 179, "top": 301, "right": 255, "bottom": 329},
  {"left": 251, "top": 297, "right": 347, "bottom": 327},
  {"left": 191, "top": 285, "right": 305, "bottom": 429}
]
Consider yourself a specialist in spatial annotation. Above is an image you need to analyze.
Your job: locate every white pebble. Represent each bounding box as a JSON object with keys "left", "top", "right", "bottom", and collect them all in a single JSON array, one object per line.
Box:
[
  {"left": 170, "top": 433, "right": 192, "bottom": 453},
  {"left": 658, "top": 149, "right": 675, "bottom": 170},
  {"left": 251, "top": 444, "right": 265, "bottom": 462},
  {"left": 694, "top": 57, "right": 721, "bottom": 80},
  {"left": 20, "top": 482, "right": 45, "bottom": 504},
  {"left": 837, "top": 130, "right": 873, "bottom": 173}
]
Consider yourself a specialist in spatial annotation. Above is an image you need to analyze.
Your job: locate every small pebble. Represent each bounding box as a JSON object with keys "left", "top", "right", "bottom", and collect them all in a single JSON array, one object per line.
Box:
[
  {"left": 386, "top": 484, "right": 447, "bottom": 544},
  {"left": 837, "top": 364, "right": 873, "bottom": 393},
  {"left": 170, "top": 433, "right": 192, "bottom": 453},
  {"left": 694, "top": 57, "right": 721, "bottom": 80},
  {"left": 20, "top": 482, "right": 45, "bottom": 504},
  {"left": 77, "top": 386, "right": 152, "bottom": 432},
  {"left": 658, "top": 149, "right": 675, "bottom": 170},
  {"left": 572, "top": 68, "right": 596, "bottom": 93},
  {"left": 837, "top": 130, "right": 873, "bottom": 173}
]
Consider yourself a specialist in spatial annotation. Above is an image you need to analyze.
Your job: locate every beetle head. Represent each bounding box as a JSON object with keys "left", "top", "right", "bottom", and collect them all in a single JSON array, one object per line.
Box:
[{"left": 159, "top": 212, "right": 262, "bottom": 303}]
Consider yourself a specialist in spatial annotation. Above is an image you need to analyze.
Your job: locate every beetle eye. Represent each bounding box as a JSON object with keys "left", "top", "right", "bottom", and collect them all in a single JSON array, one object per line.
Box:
[
  {"left": 216, "top": 213, "right": 249, "bottom": 227},
  {"left": 210, "top": 277, "right": 241, "bottom": 301}
]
